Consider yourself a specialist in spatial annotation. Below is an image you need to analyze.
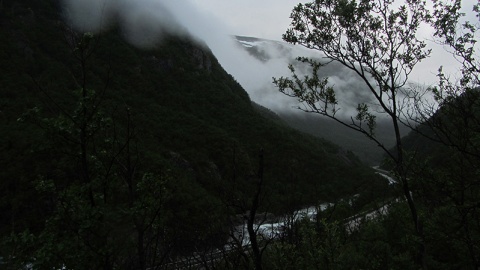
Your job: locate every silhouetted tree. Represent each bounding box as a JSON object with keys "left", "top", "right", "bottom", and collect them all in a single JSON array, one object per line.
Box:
[{"left": 274, "top": 0, "right": 431, "bottom": 267}]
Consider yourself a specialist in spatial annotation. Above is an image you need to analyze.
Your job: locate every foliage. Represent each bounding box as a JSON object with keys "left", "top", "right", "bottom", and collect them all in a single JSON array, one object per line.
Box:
[
  {"left": 269, "top": 0, "right": 480, "bottom": 269},
  {"left": 264, "top": 202, "right": 419, "bottom": 270},
  {"left": 0, "top": 0, "right": 386, "bottom": 268},
  {"left": 402, "top": 1, "right": 480, "bottom": 268},
  {"left": 273, "top": 0, "right": 432, "bottom": 266}
]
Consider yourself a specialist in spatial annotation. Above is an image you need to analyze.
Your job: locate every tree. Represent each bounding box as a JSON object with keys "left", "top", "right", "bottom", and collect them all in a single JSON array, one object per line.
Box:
[
  {"left": 221, "top": 148, "right": 272, "bottom": 270},
  {"left": 399, "top": 1, "right": 480, "bottom": 268},
  {"left": 273, "top": 0, "right": 431, "bottom": 267},
  {"left": 4, "top": 30, "right": 171, "bottom": 270},
  {"left": 406, "top": 0, "right": 480, "bottom": 158}
]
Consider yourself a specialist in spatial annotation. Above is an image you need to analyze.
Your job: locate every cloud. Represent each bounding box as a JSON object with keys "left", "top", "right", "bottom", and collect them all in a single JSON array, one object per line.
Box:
[
  {"left": 61, "top": 0, "right": 187, "bottom": 47},
  {"left": 188, "top": 0, "right": 305, "bottom": 40},
  {"left": 60, "top": 0, "right": 297, "bottom": 111},
  {"left": 61, "top": 0, "right": 115, "bottom": 31},
  {"left": 58, "top": 0, "right": 384, "bottom": 119},
  {"left": 227, "top": 39, "right": 382, "bottom": 118}
]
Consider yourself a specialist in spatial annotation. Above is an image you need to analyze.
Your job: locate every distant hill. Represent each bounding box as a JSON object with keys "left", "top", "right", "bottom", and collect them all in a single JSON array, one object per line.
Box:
[
  {"left": 398, "top": 88, "right": 480, "bottom": 167},
  {"left": 276, "top": 112, "right": 411, "bottom": 165},
  {"left": 233, "top": 35, "right": 409, "bottom": 164}
]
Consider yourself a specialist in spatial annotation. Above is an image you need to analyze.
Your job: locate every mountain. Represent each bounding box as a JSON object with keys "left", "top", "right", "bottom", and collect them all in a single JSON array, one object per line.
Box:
[
  {"left": 234, "top": 35, "right": 295, "bottom": 62},
  {"left": 0, "top": 0, "right": 386, "bottom": 267},
  {"left": 391, "top": 89, "right": 480, "bottom": 268},
  {"left": 398, "top": 88, "right": 480, "bottom": 167},
  {"left": 276, "top": 112, "right": 409, "bottom": 165},
  {"left": 233, "top": 35, "right": 410, "bottom": 165}
]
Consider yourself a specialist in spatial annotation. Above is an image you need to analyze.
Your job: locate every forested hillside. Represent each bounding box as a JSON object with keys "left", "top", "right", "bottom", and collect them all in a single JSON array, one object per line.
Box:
[{"left": 0, "top": 0, "right": 385, "bottom": 268}]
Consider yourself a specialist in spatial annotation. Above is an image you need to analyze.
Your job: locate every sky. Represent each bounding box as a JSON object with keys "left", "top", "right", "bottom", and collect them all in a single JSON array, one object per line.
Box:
[
  {"left": 61, "top": 0, "right": 478, "bottom": 115},
  {"left": 61, "top": 0, "right": 313, "bottom": 112},
  {"left": 184, "top": 0, "right": 474, "bottom": 84},
  {"left": 188, "top": 0, "right": 305, "bottom": 41}
]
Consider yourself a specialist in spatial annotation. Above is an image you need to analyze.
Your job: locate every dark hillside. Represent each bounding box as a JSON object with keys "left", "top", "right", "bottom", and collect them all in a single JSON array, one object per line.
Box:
[
  {"left": 0, "top": 0, "right": 386, "bottom": 267},
  {"left": 394, "top": 89, "right": 480, "bottom": 167},
  {"left": 389, "top": 89, "right": 480, "bottom": 268}
]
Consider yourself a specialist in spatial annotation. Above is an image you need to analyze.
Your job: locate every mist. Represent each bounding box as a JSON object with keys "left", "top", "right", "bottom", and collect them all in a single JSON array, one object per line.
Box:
[
  {"left": 59, "top": 0, "right": 417, "bottom": 163},
  {"left": 60, "top": 0, "right": 391, "bottom": 120}
]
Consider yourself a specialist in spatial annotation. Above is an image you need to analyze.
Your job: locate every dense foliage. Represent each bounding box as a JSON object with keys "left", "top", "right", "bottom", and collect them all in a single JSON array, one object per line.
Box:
[{"left": 0, "top": 0, "right": 385, "bottom": 268}]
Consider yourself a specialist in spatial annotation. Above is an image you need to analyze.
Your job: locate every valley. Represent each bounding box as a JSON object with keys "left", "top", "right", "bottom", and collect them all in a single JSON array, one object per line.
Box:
[{"left": 1, "top": 0, "right": 479, "bottom": 269}]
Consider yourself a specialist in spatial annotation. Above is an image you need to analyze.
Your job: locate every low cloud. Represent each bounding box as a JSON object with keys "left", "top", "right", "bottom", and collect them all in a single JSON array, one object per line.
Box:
[
  {"left": 61, "top": 0, "right": 187, "bottom": 47},
  {"left": 60, "top": 0, "right": 381, "bottom": 119}
]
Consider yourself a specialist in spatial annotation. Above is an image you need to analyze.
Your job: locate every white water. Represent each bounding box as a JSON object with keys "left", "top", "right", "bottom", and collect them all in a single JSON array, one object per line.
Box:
[
  {"left": 228, "top": 167, "right": 397, "bottom": 247},
  {"left": 228, "top": 203, "right": 333, "bottom": 247}
]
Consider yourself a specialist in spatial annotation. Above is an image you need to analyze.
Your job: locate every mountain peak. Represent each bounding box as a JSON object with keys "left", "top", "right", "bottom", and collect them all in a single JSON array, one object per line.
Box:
[{"left": 233, "top": 35, "right": 293, "bottom": 62}]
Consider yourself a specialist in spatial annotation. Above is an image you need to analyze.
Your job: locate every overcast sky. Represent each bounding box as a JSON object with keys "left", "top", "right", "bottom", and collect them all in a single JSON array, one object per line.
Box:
[
  {"left": 184, "top": 0, "right": 475, "bottom": 83},
  {"left": 188, "top": 0, "right": 305, "bottom": 41}
]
